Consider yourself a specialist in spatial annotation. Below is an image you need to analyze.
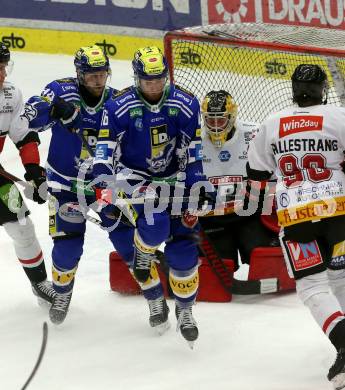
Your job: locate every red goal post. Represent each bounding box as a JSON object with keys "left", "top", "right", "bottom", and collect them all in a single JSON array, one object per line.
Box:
[{"left": 164, "top": 23, "right": 345, "bottom": 123}]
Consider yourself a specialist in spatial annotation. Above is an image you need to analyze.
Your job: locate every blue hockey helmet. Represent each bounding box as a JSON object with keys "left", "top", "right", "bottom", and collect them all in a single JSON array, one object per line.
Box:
[
  {"left": 132, "top": 46, "right": 168, "bottom": 80},
  {"left": 74, "top": 45, "right": 110, "bottom": 74}
]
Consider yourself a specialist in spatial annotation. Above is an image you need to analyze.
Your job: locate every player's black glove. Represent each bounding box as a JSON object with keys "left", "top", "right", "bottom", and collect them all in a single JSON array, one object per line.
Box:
[
  {"left": 243, "top": 179, "right": 266, "bottom": 213},
  {"left": 197, "top": 186, "right": 216, "bottom": 210},
  {"left": 24, "top": 164, "right": 47, "bottom": 204},
  {"left": 50, "top": 98, "right": 80, "bottom": 131}
]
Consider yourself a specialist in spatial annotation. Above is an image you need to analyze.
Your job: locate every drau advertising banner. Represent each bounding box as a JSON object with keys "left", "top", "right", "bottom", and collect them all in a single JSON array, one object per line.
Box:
[
  {"left": 206, "top": 0, "right": 345, "bottom": 29},
  {"left": 0, "top": 0, "right": 202, "bottom": 32}
]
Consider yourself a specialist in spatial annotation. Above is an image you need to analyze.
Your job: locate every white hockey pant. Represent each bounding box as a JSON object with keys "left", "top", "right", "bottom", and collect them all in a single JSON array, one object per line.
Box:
[
  {"left": 297, "top": 271, "right": 345, "bottom": 336},
  {"left": 3, "top": 216, "right": 43, "bottom": 269}
]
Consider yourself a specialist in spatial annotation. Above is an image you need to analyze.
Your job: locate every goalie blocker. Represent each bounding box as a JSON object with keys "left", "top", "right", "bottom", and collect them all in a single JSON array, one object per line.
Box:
[{"left": 109, "top": 246, "right": 295, "bottom": 302}]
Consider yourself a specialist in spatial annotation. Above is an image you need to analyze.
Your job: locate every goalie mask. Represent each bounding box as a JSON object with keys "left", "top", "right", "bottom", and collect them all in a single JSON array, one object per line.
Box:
[
  {"left": 201, "top": 90, "right": 238, "bottom": 148},
  {"left": 292, "top": 64, "right": 328, "bottom": 106},
  {"left": 74, "top": 45, "right": 111, "bottom": 95}
]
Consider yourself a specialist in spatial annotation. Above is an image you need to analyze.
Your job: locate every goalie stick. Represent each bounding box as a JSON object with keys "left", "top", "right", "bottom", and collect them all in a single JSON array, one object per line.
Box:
[
  {"left": 21, "top": 322, "right": 48, "bottom": 390},
  {"left": 199, "top": 228, "right": 279, "bottom": 295}
]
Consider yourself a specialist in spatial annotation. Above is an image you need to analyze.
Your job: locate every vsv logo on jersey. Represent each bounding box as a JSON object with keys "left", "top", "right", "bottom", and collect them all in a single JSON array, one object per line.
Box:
[
  {"left": 279, "top": 115, "right": 323, "bottom": 138},
  {"left": 286, "top": 240, "right": 323, "bottom": 271}
]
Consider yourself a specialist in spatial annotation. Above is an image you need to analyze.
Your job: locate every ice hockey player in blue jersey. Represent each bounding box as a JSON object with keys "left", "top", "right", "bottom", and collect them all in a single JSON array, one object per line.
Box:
[
  {"left": 93, "top": 46, "right": 206, "bottom": 346},
  {"left": 24, "top": 45, "right": 125, "bottom": 325}
]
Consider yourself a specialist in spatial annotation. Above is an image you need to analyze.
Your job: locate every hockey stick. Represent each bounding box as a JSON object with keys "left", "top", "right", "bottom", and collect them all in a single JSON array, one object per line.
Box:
[
  {"left": 0, "top": 168, "right": 112, "bottom": 228},
  {"left": 0, "top": 168, "right": 36, "bottom": 192},
  {"left": 21, "top": 322, "right": 48, "bottom": 390},
  {"left": 199, "top": 228, "right": 279, "bottom": 295}
]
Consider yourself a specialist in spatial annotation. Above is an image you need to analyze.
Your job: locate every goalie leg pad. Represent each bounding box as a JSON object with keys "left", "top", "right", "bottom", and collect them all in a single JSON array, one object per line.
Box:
[
  {"left": 197, "top": 257, "right": 234, "bottom": 302},
  {"left": 110, "top": 251, "right": 141, "bottom": 295},
  {"left": 248, "top": 246, "right": 296, "bottom": 291}
]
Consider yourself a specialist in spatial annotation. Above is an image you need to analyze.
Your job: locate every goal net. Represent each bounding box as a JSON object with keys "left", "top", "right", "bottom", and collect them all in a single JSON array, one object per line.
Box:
[{"left": 164, "top": 23, "right": 345, "bottom": 123}]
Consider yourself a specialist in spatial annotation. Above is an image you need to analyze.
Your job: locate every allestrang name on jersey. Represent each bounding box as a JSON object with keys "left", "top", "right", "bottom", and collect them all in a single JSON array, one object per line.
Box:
[{"left": 271, "top": 138, "right": 338, "bottom": 155}]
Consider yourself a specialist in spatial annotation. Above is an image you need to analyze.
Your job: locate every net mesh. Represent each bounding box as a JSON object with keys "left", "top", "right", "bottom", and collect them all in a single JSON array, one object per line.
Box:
[{"left": 164, "top": 23, "right": 345, "bottom": 123}]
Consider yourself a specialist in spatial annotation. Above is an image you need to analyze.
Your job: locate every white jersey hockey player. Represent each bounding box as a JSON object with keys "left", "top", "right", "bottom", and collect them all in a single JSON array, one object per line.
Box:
[
  {"left": 199, "top": 90, "right": 277, "bottom": 270},
  {"left": 0, "top": 43, "right": 55, "bottom": 305},
  {"left": 247, "top": 64, "right": 345, "bottom": 389}
]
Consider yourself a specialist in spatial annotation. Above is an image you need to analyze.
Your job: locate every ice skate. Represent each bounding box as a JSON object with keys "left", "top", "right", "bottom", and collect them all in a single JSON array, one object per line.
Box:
[
  {"left": 175, "top": 305, "right": 198, "bottom": 349},
  {"left": 328, "top": 349, "right": 345, "bottom": 390},
  {"left": 31, "top": 280, "right": 56, "bottom": 307},
  {"left": 148, "top": 296, "right": 170, "bottom": 335},
  {"left": 49, "top": 290, "right": 73, "bottom": 325}
]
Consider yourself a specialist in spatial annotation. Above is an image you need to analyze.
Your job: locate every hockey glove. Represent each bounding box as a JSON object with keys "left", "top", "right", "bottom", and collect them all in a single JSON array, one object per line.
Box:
[
  {"left": 243, "top": 179, "right": 267, "bottom": 214},
  {"left": 24, "top": 164, "right": 47, "bottom": 204},
  {"left": 50, "top": 98, "right": 80, "bottom": 131},
  {"left": 198, "top": 186, "right": 217, "bottom": 210}
]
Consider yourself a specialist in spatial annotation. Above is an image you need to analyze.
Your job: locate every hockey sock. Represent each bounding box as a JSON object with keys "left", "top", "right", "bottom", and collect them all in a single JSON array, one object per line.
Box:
[
  {"left": 169, "top": 265, "right": 199, "bottom": 307},
  {"left": 129, "top": 261, "right": 164, "bottom": 300},
  {"left": 52, "top": 263, "right": 77, "bottom": 294},
  {"left": 133, "top": 230, "right": 160, "bottom": 283},
  {"left": 329, "top": 319, "right": 345, "bottom": 351},
  {"left": 297, "top": 273, "right": 345, "bottom": 338},
  {"left": 328, "top": 269, "right": 345, "bottom": 313},
  {"left": 3, "top": 217, "right": 47, "bottom": 283}
]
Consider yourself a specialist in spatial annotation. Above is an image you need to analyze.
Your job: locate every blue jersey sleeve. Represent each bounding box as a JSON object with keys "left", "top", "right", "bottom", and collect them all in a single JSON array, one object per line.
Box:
[
  {"left": 25, "top": 80, "right": 62, "bottom": 130},
  {"left": 25, "top": 79, "right": 78, "bottom": 131},
  {"left": 175, "top": 96, "right": 205, "bottom": 188}
]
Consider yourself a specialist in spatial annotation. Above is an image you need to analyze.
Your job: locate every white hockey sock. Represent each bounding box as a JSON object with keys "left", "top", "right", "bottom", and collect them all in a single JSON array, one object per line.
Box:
[
  {"left": 297, "top": 271, "right": 345, "bottom": 337},
  {"left": 328, "top": 269, "right": 345, "bottom": 313}
]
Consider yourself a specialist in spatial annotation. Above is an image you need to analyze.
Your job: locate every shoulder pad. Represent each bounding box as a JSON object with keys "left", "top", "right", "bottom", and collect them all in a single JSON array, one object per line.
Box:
[
  {"left": 175, "top": 85, "right": 195, "bottom": 98},
  {"left": 55, "top": 77, "right": 75, "bottom": 84},
  {"left": 113, "top": 87, "right": 131, "bottom": 98}
]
